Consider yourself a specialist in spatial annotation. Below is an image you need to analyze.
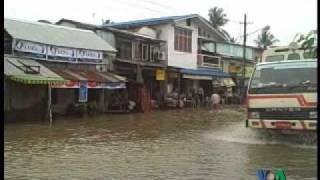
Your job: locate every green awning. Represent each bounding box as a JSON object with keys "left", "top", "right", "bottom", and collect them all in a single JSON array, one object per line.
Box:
[
  {"left": 6, "top": 75, "right": 66, "bottom": 85},
  {"left": 4, "top": 55, "right": 66, "bottom": 85}
]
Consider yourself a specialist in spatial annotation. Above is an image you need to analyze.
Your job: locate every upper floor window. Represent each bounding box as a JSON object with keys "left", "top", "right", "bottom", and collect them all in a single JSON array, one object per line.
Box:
[
  {"left": 198, "top": 28, "right": 210, "bottom": 38},
  {"left": 186, "top": 19, "right": 191, "bottom": 26},
  {"left": 142, "top": 44, "right": 149, "bottom": 61},
  {"left": 116, "top": 40, "right": 132, "bottom": 60},
  {"left": 150, "top": 46, "right": 155, "bottom": 62},
  {"left": 133, "top": 42, "right": 141, "bottom": 59},
  {"left": 174, "top": 27, "right": 192, "bottom": 53},
  {"left": 203, "top": 56, "right": 220, "bottom": 67}
]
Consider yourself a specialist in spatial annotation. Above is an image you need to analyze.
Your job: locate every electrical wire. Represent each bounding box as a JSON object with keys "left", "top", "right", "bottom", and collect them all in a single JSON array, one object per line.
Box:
[{"left": 139, "top": 0, "right": 176, "bottom": 11}]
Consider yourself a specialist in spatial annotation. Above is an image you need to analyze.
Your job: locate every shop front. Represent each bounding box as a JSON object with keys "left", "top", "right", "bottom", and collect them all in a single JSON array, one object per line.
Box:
[
  {"left": 4, "top": 55, "right": 66, "bottom": 122},
  {"left": 50, "top": 69, "right": 127, "bottom": 115},
  {"left": 179, "top": 67, "right": 230, "bottom": 107}
]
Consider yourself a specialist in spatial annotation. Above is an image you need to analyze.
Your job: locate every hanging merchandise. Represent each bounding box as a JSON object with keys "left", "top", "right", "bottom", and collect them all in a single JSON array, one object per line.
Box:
[{"left": 78, "top": 81, "right": 88, "bottom": 102}]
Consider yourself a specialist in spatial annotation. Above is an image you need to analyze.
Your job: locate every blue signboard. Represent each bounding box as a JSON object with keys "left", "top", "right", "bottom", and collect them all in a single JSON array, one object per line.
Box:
[{"left": 79, "top": 81, "right": 88, "bottom": 102}]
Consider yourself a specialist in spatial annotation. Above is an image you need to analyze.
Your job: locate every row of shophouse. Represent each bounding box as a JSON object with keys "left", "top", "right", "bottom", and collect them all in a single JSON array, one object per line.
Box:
[{"left": 4, "top": 14, "right": 263, "bottom": 122}]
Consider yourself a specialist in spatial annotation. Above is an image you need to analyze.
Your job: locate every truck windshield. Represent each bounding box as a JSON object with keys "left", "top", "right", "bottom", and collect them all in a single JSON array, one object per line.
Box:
[{"left": 248, "top": 62, "right": 317, "bottom": 94}]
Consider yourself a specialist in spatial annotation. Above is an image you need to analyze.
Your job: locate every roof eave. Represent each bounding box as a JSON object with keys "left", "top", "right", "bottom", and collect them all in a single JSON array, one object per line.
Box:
[{"left": 196, "top": 16, "right": 228, "bottom": 41}]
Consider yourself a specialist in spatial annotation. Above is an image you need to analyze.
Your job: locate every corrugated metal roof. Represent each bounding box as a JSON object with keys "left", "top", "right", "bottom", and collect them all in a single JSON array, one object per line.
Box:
[
  {"left": 104, "top": 14, "right": 197, "bottom": 29},
  {"left": 50, "top": 68, "right": 127, "bottom": 83},
  {"left": 4, "top": 18, "right": 116, "bottom": 52},
  {"left": 55, "top": 19, "right": 166, "bottom": 42},
  {"left": 103, "top": 14, "right": 227, "bottom": 41},
  {"left": 106, "top": 27, "right": 165, "bottom": 42},
  {"left": 4, "top": 55, "right": 66, "bottom": 84}
]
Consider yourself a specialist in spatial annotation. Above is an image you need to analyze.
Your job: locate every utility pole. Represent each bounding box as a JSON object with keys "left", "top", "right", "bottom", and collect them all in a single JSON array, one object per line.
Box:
[{"left": 241, "top": 14, "right": 247, "bottom": 103}]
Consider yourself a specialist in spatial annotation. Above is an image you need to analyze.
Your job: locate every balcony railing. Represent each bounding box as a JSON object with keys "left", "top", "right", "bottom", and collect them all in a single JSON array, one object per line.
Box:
[
  {"left": 116, "top": 40, "right": 167, "bottom": 66},
  {"left": 198, "top": 37, "right": 259, "bottom": 61}
]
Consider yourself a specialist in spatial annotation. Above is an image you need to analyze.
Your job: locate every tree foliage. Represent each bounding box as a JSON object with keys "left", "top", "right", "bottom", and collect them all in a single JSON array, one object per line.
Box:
[
  {"left": 254, "top": 28, "right": 279, "bottom": 49},
  {"left": 101, "top": 19, "right": 114, "bottom": 25},
  {"left": 208, "top": 7, "right": 229, "bottom": 28},
  {"left": 294, "top": 30, "right": 317, "bottom": 58}
]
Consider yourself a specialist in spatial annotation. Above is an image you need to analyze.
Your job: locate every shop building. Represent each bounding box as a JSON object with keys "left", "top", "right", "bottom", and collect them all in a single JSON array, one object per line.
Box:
[
  {"left": 56, "top": 19, "right": 168, "bottom": 111},
  {"left": 104, "top": 14, "right": 233, "bottom": 103},
  {"left": 4, "top": 18, "right": 126, "bottom": 121}
]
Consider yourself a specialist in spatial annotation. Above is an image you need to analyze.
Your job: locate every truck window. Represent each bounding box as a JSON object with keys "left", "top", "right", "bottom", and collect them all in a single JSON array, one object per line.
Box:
[
  {"left": 249, "top": 63, "right": 317, "bottom": 94},
  {"left": 265, "top": 55, "right": 284, "bottom": 62},
  {"left": 287, "top": 53, "right": 300, "bottom": 60}
]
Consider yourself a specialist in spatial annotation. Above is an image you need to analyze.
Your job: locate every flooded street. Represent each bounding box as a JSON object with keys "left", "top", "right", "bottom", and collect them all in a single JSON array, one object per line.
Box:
[{"left": 4, "top": 107, "right": 316, "bottom": 180}]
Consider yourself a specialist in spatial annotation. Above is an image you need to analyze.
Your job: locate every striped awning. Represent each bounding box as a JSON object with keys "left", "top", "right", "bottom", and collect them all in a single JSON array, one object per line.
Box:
[
  {"left": 50, "top": 68, "right": 127, "bottom": 89},
  {"left": 4, "top": 55, "right": 66, "bottom": 85},
  {"left": 6, "top": 75, "right": 66, "bottom": 85}
]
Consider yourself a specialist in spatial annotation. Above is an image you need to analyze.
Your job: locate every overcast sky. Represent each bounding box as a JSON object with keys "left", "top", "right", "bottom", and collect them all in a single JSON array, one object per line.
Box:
[{"left": 4, "top": 0, "right": 317, "bottom": 46}]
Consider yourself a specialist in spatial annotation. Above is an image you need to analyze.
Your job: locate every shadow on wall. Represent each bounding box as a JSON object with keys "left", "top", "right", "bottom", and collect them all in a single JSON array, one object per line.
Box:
[{"left": 5, "top": 100, "right": 47, "bottom": 122}]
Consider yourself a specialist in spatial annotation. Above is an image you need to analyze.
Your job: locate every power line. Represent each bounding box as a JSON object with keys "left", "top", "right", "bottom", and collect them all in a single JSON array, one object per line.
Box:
[
  {"left": 112, "top": 0, "right": 165, "bottom": 14},
  {"left": 139, "top": 0, "right": 176, "bottom": 11},
  {"left": 228, "top": 19, "right": 253, "bottom": 24},
  {"left": 93, "top": 0, "right": 170, "bottom": 24},
  {"left": 228, "top": 19, "right": 242, "bottom": 24},
  {"left": 235, "top": 26, "right": 266, "bottom": 39}
]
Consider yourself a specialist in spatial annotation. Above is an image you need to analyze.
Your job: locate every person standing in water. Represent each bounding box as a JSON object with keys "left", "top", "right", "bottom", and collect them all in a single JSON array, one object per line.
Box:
[{"left": 211, "top": 91, "right": 221, "bottom": 110}]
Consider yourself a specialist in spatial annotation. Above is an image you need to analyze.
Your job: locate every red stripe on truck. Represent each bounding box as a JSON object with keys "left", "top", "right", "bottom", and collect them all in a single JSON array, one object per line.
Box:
[
  {"left": 247, "top": 95, "right": 316, "bottom": 107},
  {"left": 300, "top": 120, "right": 306, "bottom": 130}
]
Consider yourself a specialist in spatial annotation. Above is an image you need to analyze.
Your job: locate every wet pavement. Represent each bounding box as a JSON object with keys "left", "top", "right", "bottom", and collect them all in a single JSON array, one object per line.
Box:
[{"left": 4, "top": 107, "right": 317, "bottom": 179}]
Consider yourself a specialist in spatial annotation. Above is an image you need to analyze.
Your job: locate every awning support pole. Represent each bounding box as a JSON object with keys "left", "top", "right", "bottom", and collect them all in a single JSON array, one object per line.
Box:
[
  {"left": 48, "top": 85, "right": 52, "bottom": 126},
  {"left": 178, "top": 72, "right": 181, "bottom": 93}
]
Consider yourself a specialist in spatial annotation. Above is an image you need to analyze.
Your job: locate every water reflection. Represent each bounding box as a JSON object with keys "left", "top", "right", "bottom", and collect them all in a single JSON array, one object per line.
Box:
[{"left": 4, "top": 108, "right": 317, "bottom": 179}]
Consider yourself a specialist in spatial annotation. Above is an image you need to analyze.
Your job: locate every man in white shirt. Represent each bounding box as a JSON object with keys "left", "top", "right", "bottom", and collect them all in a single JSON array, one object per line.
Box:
[{"left": 211, "top": 91, "right": 221, "bottom": 109}]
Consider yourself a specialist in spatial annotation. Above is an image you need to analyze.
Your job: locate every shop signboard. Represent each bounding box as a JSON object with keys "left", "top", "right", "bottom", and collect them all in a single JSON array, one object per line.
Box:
[
  {"left": 78, "top": 81, "right": 88, "bottom": 102},
  {"left": 228, "top": 64, "right": 242, "bottom": 73},
  {"left": 51, "top": 81, "right": 126, "bottom": 89},
  {"left": 48, "top": 46, "right": 76, "bottom": 58},
  {"left": 77, "top": 49, "right": 103, "bottom": 60},
  {"left": 155, "top": 69, "right": 165, "bottom": 80},
  {"left": 51, "top": 81, "right": 79, "bottom": 88},
  {"left": 14, "top": 40, "right": 46, "bottom": 54},
  {"left": 13, "top": 40, "right": 104, "bottom": 63},
  {"left": 98, "top": 82, "right": 126, "bottom": 89}
]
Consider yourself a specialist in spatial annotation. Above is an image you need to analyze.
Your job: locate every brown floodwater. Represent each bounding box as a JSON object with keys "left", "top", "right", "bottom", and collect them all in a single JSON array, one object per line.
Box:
[{"left": 4, "top": 107, "right": 317, "bottom": 179}]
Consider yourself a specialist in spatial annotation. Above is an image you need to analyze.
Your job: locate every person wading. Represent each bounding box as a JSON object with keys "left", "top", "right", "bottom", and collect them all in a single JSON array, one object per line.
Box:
[
  {"left": 198, "top": 87, "right": 204, "bottom": 107},
  {"left": 211, "top": 91, "right": 221, "bottom": 110}
]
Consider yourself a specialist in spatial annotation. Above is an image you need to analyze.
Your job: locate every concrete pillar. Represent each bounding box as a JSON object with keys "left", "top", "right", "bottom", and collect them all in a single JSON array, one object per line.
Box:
[
  {"left": 47, "top": 85, "right": 52, "bottom": 125},
  {"left": 177, "top": 72, "right": 181, "bottom": 93}
]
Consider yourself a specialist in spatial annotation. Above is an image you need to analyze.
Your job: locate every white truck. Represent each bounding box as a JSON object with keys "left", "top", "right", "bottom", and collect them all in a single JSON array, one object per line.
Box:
[{"left": 246, "top": 59, "right": 317, "bottom": 133}]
